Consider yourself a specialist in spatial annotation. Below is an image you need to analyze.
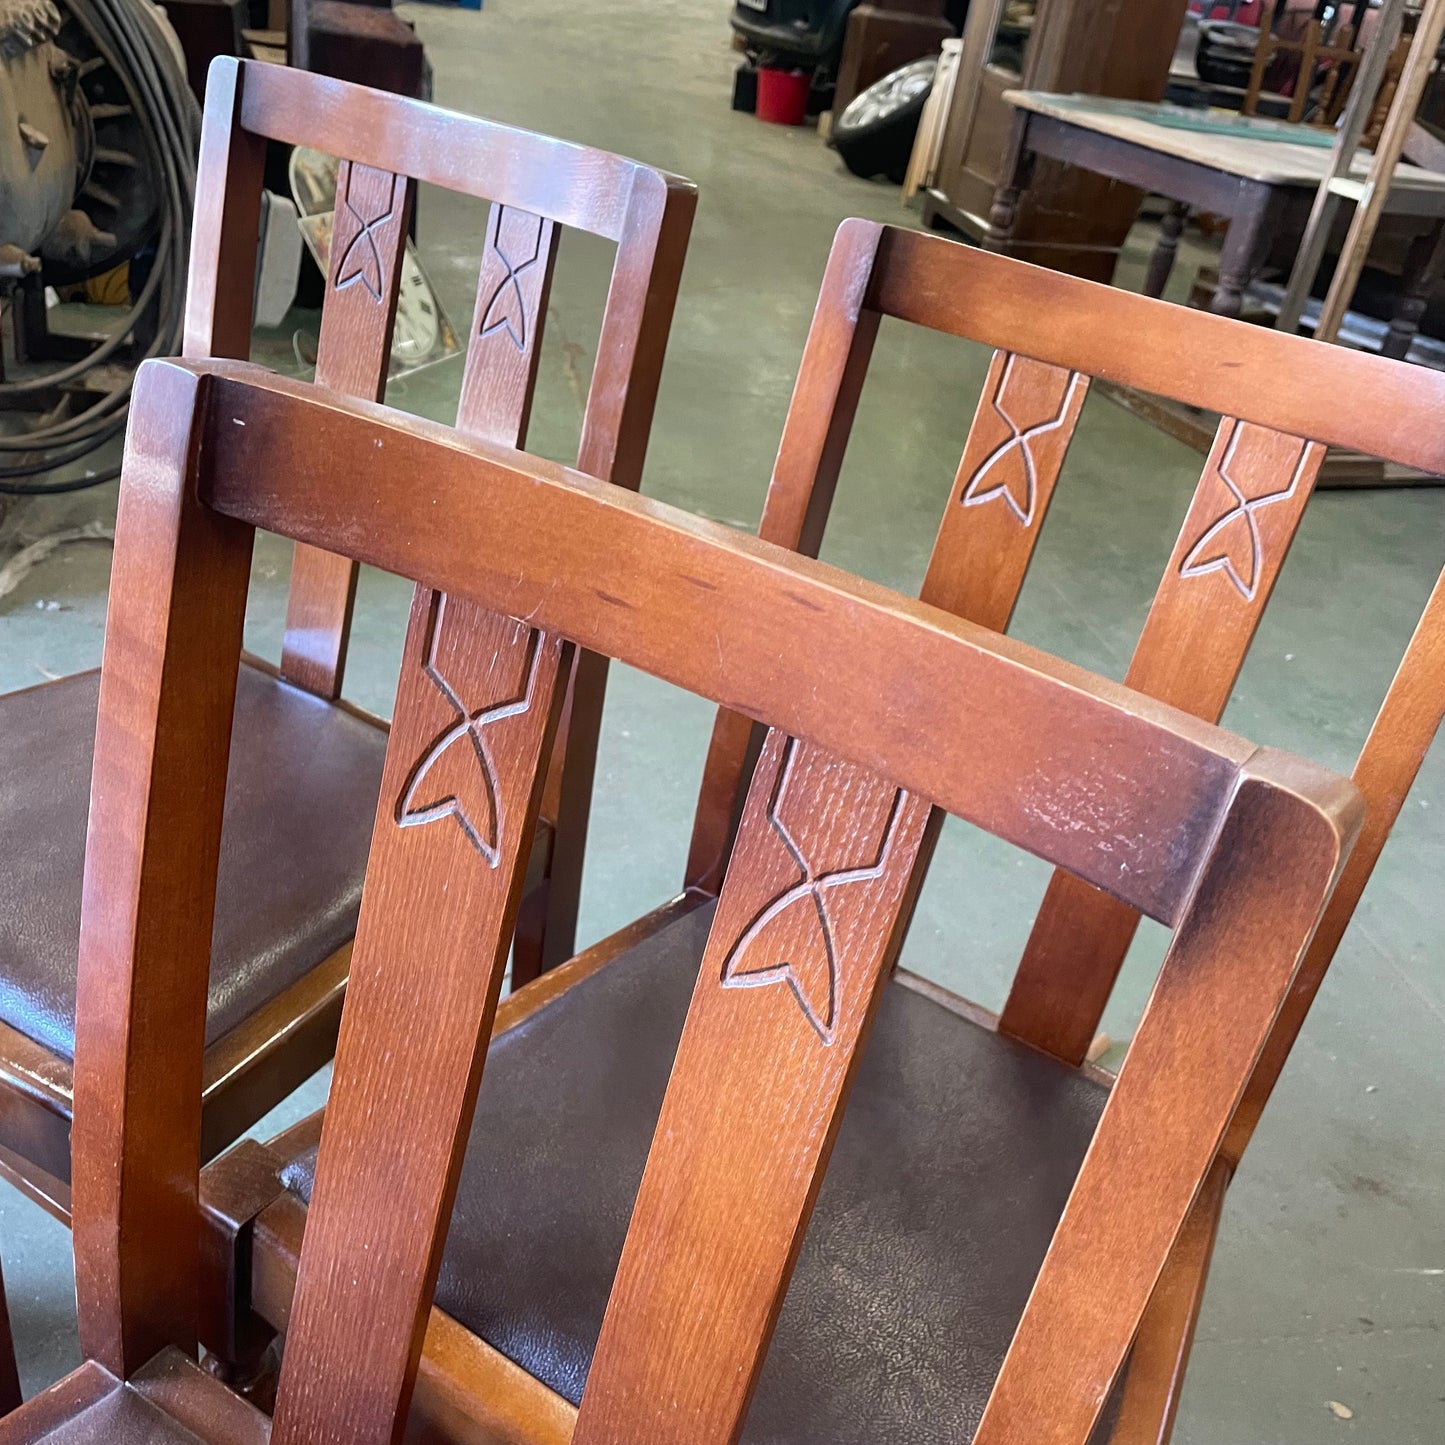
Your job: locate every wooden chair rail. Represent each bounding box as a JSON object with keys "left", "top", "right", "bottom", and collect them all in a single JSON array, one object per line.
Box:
[
  {"left": 174, "top": 356, "right": 1326, "bottom": 927},
  {"left": 863, "top": 222, "right": 1445, "bottom": 475}
]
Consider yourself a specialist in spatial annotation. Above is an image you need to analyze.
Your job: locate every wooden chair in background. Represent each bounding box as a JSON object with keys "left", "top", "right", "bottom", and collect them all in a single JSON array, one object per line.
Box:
[
  {"left": 0, "top": 354, "right": 1358, "bottom": 1444},
  {"left": 1242, "top": 0, "right": 1391, "bottom": 126},
  {"left": 206, "top": 224, "right": 1445, "bottom": 1445},
  {"left": 180, "top": 222, "right": 1445, "bottom": 1445},
  {"left": 0, "top": 50, "right": 693, "bottom": 1307}
]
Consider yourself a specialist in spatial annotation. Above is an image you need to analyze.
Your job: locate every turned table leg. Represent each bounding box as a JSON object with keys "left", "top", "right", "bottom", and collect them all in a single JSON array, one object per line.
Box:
[
  {"left": 1382, "top": 219, "right": 1445, "bottom": 360},
  {"left": 984, "top": 114, "right": 1036, "bottom": 254},
  {"left": 1212, "top": 183, "right": 1280, "bottom": 319},
  {"left": 1144, "top": 201, "right": 1190, "bottom": 299}
]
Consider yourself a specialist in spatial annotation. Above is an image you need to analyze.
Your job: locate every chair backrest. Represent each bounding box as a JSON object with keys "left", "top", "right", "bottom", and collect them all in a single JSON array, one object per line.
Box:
[
  {"left": 687, "top": 219, "right": 1445, "bottom": 1166},
  {"left": 75, "top": 356, "right": 1357, "bottom": 1445},
  {"left": 1242, "top": 0, "right": 1394, "bottom": 127},
  {"left": 188, "top": 59, "right": 695, "bottom": 966}
]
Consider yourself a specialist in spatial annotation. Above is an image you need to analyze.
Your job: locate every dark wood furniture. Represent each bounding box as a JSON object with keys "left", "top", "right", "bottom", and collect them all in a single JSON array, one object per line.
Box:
[
  {"left": 987, "top": 89, "right": 1445, "bottom": 323},
  {"left": 0, "top": 58, "right": 692, "bottom": 1250},
  {"left": 200, "top": 225, "right": 1445, "bottom": 1444},
  {"left": 830, "top": 2, "right": 957, "bottom": 121},
  {"left": 0, "top": 349, "right": 1358, "bottom": 1444},
  {"left": 921, "top": 0, "right": 1188, "bottom": 281}
]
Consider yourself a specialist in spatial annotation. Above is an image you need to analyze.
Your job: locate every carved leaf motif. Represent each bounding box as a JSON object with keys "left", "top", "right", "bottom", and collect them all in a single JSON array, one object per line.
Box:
[
  {"left": 1178, "top": 422, "right": 1311, "bottom": 602},
  {"left": 961, "top": 357, "right": 1084, "bottom": 527},
  {"left": 334, "top": 170, "right": 400, "bottom": 304},
  {"left": 395, "top": 596, "right": 542, "bottom": 865},
  {"left": 478, "top": 207, "right": 546, "bottom": 352},
  {"left": 719, "top": 739, "right": 906, "bottom": 1044}
]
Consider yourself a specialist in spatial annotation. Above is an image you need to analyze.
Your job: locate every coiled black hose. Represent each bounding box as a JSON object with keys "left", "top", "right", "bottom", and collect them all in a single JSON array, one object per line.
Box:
[{"left": 0, "top": 0, "right": 199, "bottom": 495}]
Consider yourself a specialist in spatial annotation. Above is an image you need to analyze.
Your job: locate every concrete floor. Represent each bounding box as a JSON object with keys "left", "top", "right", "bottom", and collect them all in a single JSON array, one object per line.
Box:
[{"left": 2, "top": 0, "right": 1443, "bottom": 1438}]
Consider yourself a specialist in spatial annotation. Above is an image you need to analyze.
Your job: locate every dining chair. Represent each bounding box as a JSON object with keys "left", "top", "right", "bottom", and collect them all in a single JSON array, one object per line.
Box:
[
  {"left": 0, "top": 52, "right": 693, "bottom": 1266},
  {"left": 0, "top": 353, "right": 1358, "bottom": 1444},
  {"left": 210, "top": 224, "right": 1445, "bottom": 1445}
]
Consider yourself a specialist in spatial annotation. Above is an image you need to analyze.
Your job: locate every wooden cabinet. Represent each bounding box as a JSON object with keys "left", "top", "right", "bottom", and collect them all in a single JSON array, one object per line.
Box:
[{"left": 922, "top": 0, "right": 1188, "bottom": 282}]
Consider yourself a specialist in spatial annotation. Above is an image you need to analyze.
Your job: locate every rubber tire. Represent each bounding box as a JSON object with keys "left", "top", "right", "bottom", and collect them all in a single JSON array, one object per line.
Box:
[{"left": 833, "top": 56, "right": 937, "bottom": 184}]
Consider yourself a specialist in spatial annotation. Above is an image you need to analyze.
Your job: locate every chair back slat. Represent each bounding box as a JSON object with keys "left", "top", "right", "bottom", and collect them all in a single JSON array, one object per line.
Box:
[
  {"left": 924, "top": 350, "right": 1086, "bottom": 621},
  {"left": 281, "top": 161, "right": 415, "bottom": 698},
  {"left": 1001, "top": 420, "right": 1325, "bottom": 1062},
  {"left": 269, "top": 596, "right": 568, "bottom": 1445},
  {"left": 459, "top": 204, "right": 559, "bottom": 445},
  {"left": 575, "top": 733, "right": 932, "bottom": 1444},
  {"left": 686, "top": 235, "right": 1087, "bottom": 893}
]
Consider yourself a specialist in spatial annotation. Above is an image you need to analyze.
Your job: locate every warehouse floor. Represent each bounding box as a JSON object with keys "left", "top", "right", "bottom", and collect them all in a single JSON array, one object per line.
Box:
[{"left": 1, "top": 0, "right": 1442, "bottom": 1439}]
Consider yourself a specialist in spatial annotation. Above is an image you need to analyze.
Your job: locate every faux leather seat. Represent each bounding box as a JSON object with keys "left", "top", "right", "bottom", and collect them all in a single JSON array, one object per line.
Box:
[
  {"left": 281, "top": 903, "right": 1109, "bottom": 1444},
  {"left": 0, "top": 664, "right": 388, "bottom": 1060}
]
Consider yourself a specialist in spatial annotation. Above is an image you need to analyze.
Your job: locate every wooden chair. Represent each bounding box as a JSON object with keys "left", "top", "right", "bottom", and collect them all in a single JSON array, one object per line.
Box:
[
  {"left": 0, "top": 53, "right": 693, "bottom": 1259},
  {"left": 0, "top": 353, "right": 1358, "bottom": 1444},
  {"left": 1241, "top": 0, "right": 1406, "bottom": 129},
  {"left": 208, "top": 223, "right": 1445, "bottom": 1445}
]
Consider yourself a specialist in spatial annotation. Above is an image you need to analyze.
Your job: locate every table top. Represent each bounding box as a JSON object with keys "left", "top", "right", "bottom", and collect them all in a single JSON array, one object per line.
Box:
[{"left": 1005, "top": 90, "right": 1445, "bottom": 192}]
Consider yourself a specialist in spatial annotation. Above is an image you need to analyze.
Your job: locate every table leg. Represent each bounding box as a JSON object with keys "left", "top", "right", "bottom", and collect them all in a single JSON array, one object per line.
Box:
[
  {"left": 1382, "top": 220, "right": 1445, "bottom": 360},
  {"left": 1212, "top": 184, "right": 1278, "bottom": 319},
  {"left": 1144, "top": 201, "right": 1190, "bottom": 299},
  {"left": 984, "top": 113, "right": 1036, "bottom": 254}
]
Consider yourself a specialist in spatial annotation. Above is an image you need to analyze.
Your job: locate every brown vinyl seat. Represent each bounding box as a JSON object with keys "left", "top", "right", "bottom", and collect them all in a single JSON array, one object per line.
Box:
[
  {"left": 0, "top": 663, "right": 385, "bottom": 1061},
  {"left": 275, "top": 900, "right": 1107, "bottom": 1441}
]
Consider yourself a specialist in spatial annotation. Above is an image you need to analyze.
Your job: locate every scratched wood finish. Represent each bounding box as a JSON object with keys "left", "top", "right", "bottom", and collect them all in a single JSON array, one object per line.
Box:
[
  {"left": 280, "top": 159, "right": 413, "bottom": 698},
  {"left": 1002, "top": 420, "right": 1327, "bottom": 1063},
  {"left": 576, "top": 735, "right": 931, "bottom": 1443},
  {"left": 270, "top": 594, "right": 568, "bottom": 1445},
  {"left": 199, "top": 362, "right": 1260, "bottom": 927},
  {"left": 687, "top": 224, "right": 1087, "bottom": 894},
  {"left": 974, "top": 759, "right": 1354, "bottom": 1445}
]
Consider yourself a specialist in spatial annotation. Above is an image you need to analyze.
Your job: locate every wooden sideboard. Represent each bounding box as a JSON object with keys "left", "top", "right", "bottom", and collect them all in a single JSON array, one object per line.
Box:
[{"left": 922, "top": 0, "right": 1188, "bottom": 281}]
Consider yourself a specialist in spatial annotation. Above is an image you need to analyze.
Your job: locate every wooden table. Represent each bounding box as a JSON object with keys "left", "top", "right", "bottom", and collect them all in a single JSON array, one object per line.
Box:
[{"left": 987, "top": 91, "right": 1445, "bottom": 339}]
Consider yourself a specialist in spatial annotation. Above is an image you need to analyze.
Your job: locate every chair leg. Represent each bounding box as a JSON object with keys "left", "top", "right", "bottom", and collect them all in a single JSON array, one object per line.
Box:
[
  {"left": 0, "top": 1256, "right": 23, "bottom": 1413},
  {"left": 1109, "top": 1159, "right": 1230, "bottom": 1445},
  {"left": 510, "top": 877, "right": 550, "bottom": 992}
]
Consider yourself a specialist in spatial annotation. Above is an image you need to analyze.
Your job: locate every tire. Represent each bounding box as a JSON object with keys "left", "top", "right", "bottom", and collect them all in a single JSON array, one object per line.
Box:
[{"left": 833, "top": 56, "right": 938, "bottom": 184}]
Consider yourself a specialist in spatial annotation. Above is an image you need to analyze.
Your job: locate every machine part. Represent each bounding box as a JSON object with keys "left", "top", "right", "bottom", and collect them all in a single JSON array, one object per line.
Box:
[
  {"left": 0, "top": 0, "right": 199, "bottom": 494},
  {"left": 833, "top": 54, "right": 937, "bottom": 183},
  {"left": 0, "top": 0, "right": 94, "bottom": 260}
]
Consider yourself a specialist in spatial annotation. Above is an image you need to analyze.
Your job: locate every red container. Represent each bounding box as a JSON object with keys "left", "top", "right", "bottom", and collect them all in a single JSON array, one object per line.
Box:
[{"left": 756, "top": 67, "right": 811, "bottom": 126}]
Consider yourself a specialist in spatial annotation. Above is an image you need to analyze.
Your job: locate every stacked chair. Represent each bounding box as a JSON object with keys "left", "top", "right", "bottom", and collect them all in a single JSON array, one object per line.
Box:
[{"left": 0, "top": 54, "right": 1442, "bottom": 1445}]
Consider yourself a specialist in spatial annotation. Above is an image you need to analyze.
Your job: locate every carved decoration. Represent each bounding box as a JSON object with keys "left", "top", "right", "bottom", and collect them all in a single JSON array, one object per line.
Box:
[
  {"left": 719, "top": 739, "right": 907, "bottom": 1044},
  {"left": 1178, "top": 421, "right": 1312, "bottom": 602},
  {"left": 960, "top": 355, "right": 1084, "bottom": 527},
  {"left": 334, "top": 167, "right": 403, "bottom": 304},
  {"left": 478, "top": 206, "right": 546, "bottom": 353},
  {"left": 395, "top": 595, "right": 542, "bottom": 865}
]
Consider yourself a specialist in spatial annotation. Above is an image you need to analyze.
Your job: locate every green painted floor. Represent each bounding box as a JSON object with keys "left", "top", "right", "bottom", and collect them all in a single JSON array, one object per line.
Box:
[{"left": 1, "top": 0, "right": 1442, "bottom": 1438}]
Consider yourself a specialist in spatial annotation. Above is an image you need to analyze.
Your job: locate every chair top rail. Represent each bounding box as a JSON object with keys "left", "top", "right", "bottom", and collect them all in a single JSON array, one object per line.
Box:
[
  {"left": 221, "top": 58, "right": 692, "bottom": 243},
  {"left": 167, "top": 357, "right": 1360, "bottom": 926},
  {"left": 862, "top": 221, "right": 1445, "bottom": 476}
]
